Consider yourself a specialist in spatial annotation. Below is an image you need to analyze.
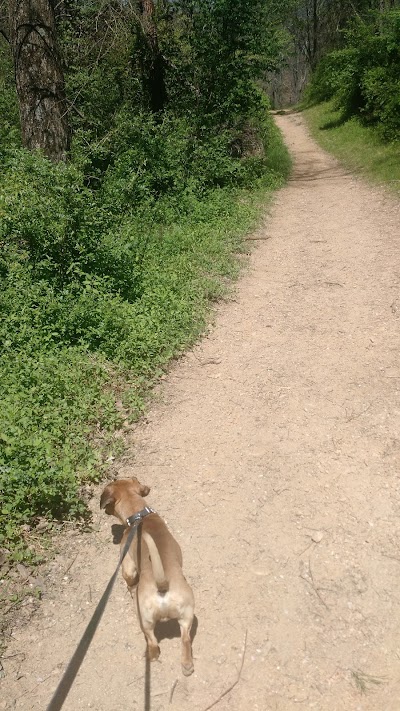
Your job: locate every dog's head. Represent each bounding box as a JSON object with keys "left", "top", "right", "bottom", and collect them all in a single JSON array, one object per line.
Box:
[{"left": 100, "top": 477, "right": 150, "bottom": 519}]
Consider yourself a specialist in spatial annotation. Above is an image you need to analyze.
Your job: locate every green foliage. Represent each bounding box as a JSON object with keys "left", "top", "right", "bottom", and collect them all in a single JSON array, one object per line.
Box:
[
  {"left": 190, "top": 1, "right": 262, "bottom": 121},
  {"left": 307, "top": 9, "right": 400, "bottom": 141},
  {"left": 0, "top": 152, "right": 103, "bottom": 284},
  {"left": 0, "top": 0, "right": 291, "bottom": 562},
  {"left": 58, "top": 1, "right": 135, "bottom": 140},
  {"left": 304, "top": 99, "right": 400, "bottom": 190},
  {"left": 0, "top": 117, "right": 289, "bottom": 561},
  {"left": 172, "top": 0, "right": 289, "bottom": 131},
  {"left": 306, "top": 48, "right": 361, "bottom": 106},
  {"left": 0, "top": 42, "right": 20, "bottom": 153},
  {"left": 0, "top": 349, "right": 121, "bottom": 562}
]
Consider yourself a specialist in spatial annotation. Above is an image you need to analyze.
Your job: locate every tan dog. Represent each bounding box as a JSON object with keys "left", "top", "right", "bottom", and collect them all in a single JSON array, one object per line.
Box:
[{"left": 100, "top": 477, "right": 195, "bottom": 676}]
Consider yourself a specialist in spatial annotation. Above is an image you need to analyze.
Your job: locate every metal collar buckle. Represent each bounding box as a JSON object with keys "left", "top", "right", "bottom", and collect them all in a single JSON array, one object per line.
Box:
[{"left": 126, "top": 506, "right": 155, "bottom": 527}]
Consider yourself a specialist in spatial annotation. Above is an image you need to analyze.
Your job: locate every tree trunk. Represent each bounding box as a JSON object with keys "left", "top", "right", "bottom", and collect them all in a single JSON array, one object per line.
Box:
[
  {"left": 138, "top": 0, "right": 167, "bottom": 113},
  {"left": 9, "top": 0, "right": 70, "bottom": 161},
  {"left": 312, "top": 0, "right": 318, "bottom": 69}
]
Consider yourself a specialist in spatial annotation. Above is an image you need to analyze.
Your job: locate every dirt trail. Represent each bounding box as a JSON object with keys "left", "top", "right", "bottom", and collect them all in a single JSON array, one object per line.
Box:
[{"left": 2, "top": 113, "right": 400, "bottom": 711}]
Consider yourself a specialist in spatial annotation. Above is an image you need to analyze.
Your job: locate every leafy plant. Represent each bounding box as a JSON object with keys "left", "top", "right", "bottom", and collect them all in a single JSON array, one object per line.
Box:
[
  {"left": 306, "top": 9, "right": 400, "bottom": 141},
  {"left": 0, "top": 0, "right": 291, "bottom": 561}
]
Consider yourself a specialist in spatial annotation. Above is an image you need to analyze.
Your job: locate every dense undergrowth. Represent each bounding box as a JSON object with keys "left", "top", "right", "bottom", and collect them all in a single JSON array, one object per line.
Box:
[
  {"left": 0, "top": 105, "right": 290, "bottom": 563},
  {"left": 0, "top": 0, "right": 293, "bottom": 563},
  {"left": 305, "top": 9, "right": 400, "bottom": 143}
]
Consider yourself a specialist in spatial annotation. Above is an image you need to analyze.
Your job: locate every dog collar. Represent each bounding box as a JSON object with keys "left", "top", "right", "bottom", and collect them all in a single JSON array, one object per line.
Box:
[{"left": 126, "top": 506, "right": 156, "bottom": 527}]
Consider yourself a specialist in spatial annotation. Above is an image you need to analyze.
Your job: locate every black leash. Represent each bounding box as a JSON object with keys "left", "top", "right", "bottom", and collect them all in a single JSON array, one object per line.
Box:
[{"left": 46, "top": 507, "right": 155, "bottom": 711}]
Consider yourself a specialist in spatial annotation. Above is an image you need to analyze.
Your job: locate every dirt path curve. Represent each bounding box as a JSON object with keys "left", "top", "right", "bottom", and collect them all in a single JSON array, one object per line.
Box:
[{"left": 3, "top": 113, "right": 400, "bottom": 711}]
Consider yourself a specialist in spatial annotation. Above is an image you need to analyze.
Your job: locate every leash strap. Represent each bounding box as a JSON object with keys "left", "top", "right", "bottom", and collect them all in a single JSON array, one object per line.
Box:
[{"left": 46, "top": 512, "right": 148, "bottom": 711}]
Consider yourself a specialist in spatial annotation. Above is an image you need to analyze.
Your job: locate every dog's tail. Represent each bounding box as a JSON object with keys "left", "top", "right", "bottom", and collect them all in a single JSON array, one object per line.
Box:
[{"left": 142, "top": 531, "right": 169, "bottom": 593}]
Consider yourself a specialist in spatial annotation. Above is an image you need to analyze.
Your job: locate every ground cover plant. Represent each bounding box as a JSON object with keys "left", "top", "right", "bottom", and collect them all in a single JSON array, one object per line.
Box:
[
  {"left": 0, "top": 1, "right": 291, "bottom": 564},
  {"left": 303, "top": 100, "right": 400, "bottom": 190}
]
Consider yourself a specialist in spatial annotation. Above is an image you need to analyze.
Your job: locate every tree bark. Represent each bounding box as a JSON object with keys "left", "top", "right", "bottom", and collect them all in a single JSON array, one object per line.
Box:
[
  {"left": 0, "top": 0, "right": 10, "bottom": 42},
  {"left": 138, "top": 0, "right": 167, "bottom": 113},
  {"left": 312, "top": 0, "right": 318, "bottom": 69},
  {"left": 9, "top": 0, "right": 70, "bottom": 161}
]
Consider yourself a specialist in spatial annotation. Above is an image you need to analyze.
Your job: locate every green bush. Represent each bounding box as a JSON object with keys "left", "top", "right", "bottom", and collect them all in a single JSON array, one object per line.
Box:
[
  {"left": 0, "top": 152, "right": 103, "bottom": 282},
  {"left": 0, "top": 348, "right": 122, "bottom": 561},
  {"left": 0, "top": 114, "right": 290, "bottom": 561},
  {"left": 361, "top": 65, "right": 400, "bottom": 140},
  {"left": 0, "top": 0, "right": 292, "bottom": 562},
  {"left": 307, "top": 49, "right": 361, "bottom": 111},
  {"left": 307, "top": 9, "right": 400, "bottom": 141}
]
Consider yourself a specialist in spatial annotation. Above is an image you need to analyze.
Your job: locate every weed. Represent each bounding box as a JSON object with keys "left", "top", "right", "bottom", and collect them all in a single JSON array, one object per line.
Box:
[
  {"left": 0, "top": 114, "right": 290, "bottom": 562},
  {"left": 351, "top": 669, "right": 385, "bottom": 694}
]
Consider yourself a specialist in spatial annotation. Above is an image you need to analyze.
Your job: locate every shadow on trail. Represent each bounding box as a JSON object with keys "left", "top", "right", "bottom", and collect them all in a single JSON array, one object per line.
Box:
[
  {"left": 111, "top": 523, "right": 125, "bottom": 543},
  {"left": 291, "top": 159, "right": 352, "bottom": 183},
  {"left": 144, "top": 655, "right": 151, "bottom": 711},
  {"left": 155, "top": 615, "right": 198, "bottom": 643}
]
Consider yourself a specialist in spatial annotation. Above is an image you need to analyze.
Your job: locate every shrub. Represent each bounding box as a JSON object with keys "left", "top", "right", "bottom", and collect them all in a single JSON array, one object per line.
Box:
[
  {"left": 0, "top": 348, "right": 122, "bottom": 561},
  {"left": 307, "top": 49, "right": 361, "bottom": 112},
  {"left": 361, "top": 66, "right": 400, "bottom": 141},
  {"left": 0, "top": 50, "right": 290, "bottom": 561},
  {"left": 307, "top": 9, "right": 400, "bottom": 141}
]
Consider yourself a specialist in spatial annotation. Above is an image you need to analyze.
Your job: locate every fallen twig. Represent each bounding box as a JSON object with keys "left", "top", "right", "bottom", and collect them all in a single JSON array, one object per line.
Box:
[
  {"left": 298, "top": 539, "right": 315, "bottom": 557},
  {"left": 345, "top": 402, "right": 373, "bottom": 422},
  {"left": 272, "top": 487, "right": 289, "bottom": 497},
  {"left": 245, "top": 235, "right": 272, "bottom": 241},
  {"left": 0, "top": 652, "right": 26, "bottom": 661},
  {"left": 381, "top": 552, "right": 400, "bottom": 564},
  {"left": 201, "top": 630, "right": 247, "bottom": 711},
  {"left": 16, "top": 672, "right": 54, "bottom": 700},
  {"left": 169, "top": 679, "right": 178, "bottom": 705},
  {"left": 63, "top": 554, "right": 79, "bottom": 577},
  {"left": 300, "top": 559, "right": 329, "bottom": 610}
]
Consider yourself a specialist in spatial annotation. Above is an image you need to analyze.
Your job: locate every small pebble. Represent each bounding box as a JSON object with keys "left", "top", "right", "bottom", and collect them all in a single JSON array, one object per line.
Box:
[{"left": 311, "top": 531, "right": 324, "bottom": 543}]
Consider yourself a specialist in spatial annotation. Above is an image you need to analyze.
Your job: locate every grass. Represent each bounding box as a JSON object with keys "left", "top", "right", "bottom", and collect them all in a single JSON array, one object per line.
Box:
[
  {"left": 351, "top": 669, "right": 385, "bottom": 694},
  {"left": 303, "top": 100, "right": 400, "bottom": 192}
]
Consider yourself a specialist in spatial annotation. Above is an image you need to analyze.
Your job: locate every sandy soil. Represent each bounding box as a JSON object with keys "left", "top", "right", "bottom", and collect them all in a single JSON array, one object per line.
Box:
[{"left": 2, "top": 112, "right": 400, "bottom": 711}]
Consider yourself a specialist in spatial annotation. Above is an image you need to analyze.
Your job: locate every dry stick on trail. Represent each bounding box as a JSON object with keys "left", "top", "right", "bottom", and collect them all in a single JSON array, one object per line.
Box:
[
  {"left": 201, "top": 630, "right": 248, "bottom": 711},
  {"left": 169, "top": 679, "right": 178, "bottom": 704},
  {"left": 300, "top": 558, "right": 329, "bottom": 610}
]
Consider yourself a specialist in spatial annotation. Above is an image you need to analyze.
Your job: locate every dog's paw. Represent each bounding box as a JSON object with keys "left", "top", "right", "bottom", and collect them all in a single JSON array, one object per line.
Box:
[
  {"left": 147, "top": 645, "right": 161, "bottom": 662},
  {"left": 181, "top": 662, "right": 194, "bottom": 677}
]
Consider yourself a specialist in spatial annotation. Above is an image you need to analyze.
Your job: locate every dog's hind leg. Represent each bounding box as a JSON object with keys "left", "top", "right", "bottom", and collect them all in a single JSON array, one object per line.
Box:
[
  {"left": 136, "top": 594, "right": 160, "bottom": 661},
  {"left": 178, "top": 608, "right": 194, "bottom": 676},
  {"left": 141, "top": 620, "right": 160, "bottom": 661}
]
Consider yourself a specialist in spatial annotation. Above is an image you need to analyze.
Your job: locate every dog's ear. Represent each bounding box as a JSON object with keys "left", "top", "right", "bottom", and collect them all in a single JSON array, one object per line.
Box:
[
  {"left": 100, "top": 484, "right": 116, "bottom": 513},
  {"left": 139, "top": 483, "right": 150, "bottom": 497},
  {"left": 129, "top": 476, "right": 150, "bottom": 497}
]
